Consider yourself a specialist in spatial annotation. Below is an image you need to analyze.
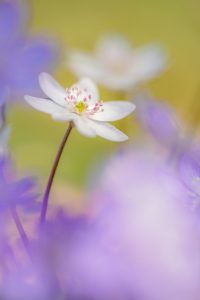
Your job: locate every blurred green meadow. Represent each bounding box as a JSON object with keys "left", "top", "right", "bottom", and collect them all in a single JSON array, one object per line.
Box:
[{"left": 10, "top": 0, "right": 200, "bottom": 186}]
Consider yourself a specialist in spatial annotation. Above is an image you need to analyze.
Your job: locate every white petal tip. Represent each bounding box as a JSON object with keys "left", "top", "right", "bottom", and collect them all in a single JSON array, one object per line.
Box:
[
  {"left": 38, "top": 72, "right": 51, "bottom": 84},
  {"left": 24, "top": 95, "right": 32, "bottom": 103},
  {"left": 78, "top": 77, "right": 98, "bottom": 90},
  {"left": 79, "top": 77, "right": 94, "bottom": 83},
  {"left": 24, "top": 95, "right": 38, "bottom": 106},
  {"left": 116, "top": 135, "right": 129, "bottom": 142},
  {"left": 39, "top": 72, "right": 49, "bottom": 78},
  {"left": 106, "top": 129, "right": 129, "bottom": 142},
  {"left": 127, "top": 102, "right": 136, "bottom": 113}
]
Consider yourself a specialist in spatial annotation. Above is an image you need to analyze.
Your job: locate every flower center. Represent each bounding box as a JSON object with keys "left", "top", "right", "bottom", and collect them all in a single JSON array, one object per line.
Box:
[
  {"left": 65, "top": 85, "right": 104, "bottom": 116},
  {"left": 75, "top": 101, "right": 88, "bottom": 113}
]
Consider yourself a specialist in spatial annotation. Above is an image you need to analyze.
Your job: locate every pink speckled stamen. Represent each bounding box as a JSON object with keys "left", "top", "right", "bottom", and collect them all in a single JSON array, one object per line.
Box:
[{"left": 65, "top": 85, "right": 103, "bottom": 115}]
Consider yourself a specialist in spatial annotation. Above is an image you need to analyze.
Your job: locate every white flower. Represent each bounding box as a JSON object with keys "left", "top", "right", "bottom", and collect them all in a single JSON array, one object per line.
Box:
[
  {"left": 67, "top": 34, "right": 167, "bottom": 91},
  {"left": 24, "top": 73, "right": 135, "bottom": 142}
]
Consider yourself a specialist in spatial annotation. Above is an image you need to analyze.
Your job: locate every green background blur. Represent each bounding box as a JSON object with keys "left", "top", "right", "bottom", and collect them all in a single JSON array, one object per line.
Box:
[{"left": 10, "top": 0, "right": 200, "bottom": 187}]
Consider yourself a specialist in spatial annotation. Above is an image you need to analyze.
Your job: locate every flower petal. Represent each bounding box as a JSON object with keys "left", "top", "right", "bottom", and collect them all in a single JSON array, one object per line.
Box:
[
  {"left": 39, "top": 72, "right": 67, "bottom": 106},
  {"left": 130, "top": 45, "right": 167, "bottom": 80},
  {"left": 25, "top": 95, "right": 64, "bottom": 115},
  {"left": 179, "top": 149, "right": 200, "bottom": 196},
  {"left": 100, "top": 74, "right": 137, "bottom": 91},
  {"left": 90, "top": 101, "right": 135, "bottom": 122},
  {"left": 67, "top": 51, "right": 106, "bottom": 83},
  {"left": 86, "top": 119, "right": 128, "bottom": 142},
  {"left": 73, "top": 117, "right": 96, "bottom": 138},
  {"left": 96, "top": 34, "right": 132, "bottom": 62},
  {"left": 78, "top": 77, "right": 99, "bottom": 101},
  {"left": 52, "top": 112, "right": 76, "bottom": 122}
]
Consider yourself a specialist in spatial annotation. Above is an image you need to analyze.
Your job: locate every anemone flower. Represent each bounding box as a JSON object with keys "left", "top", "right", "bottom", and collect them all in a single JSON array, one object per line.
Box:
[
  {"left": 67, "top": 34, "right": 167, "bottom": 92},
  {"left": 25, "top": 72, "right": 135, "bottom": 141}
]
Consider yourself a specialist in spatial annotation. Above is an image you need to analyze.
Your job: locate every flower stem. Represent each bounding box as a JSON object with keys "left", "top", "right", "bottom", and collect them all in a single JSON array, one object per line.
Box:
[
  {"left": 10, "top": 206, "right": 30, "bottom": 253},
  {"left": 0, "top": 104, "right": 6, "bottom": 127},
  {"left": 40, "top": 122, "right": 73, "bottom": 224}
]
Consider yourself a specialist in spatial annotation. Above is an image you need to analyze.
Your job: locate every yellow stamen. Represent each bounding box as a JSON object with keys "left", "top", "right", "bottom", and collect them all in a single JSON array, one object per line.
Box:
[{"left": 75, "top": 101, "right": 87, "bottom": 113}]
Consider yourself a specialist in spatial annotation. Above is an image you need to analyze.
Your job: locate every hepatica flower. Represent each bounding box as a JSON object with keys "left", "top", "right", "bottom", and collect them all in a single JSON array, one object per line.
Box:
[
  {"left": 25, "top": 72, "right": 135, "bottom": 141},
  {"left": 0, "top": 157, "right": 36, "bottom": 211},
  {"left": 67, "top": 34, "right": 167, "bottom": 91},
  {"left": 0, "top": 0, "right": 59, "bottom": 105},
  {"left": 89, "top": 148, "right": 200, "bottom": 300},
  {"left": 136, "top": 94, "right": 181, "bottom": 147},
  {"left": 179, "top": 147, "right": 200, "bottom": 204}
]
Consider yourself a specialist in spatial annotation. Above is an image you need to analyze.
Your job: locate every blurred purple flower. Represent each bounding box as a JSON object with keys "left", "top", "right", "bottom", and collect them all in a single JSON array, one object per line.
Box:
[
  {"left": 136, "top": 94, "right": 181, "bottom": 148},
  {"left": 32, "top": 211, "right": 134, "bottom": 300},
  {"left": 0, "top": 0, "right": 59, "bottom": 105},
  {"left": 3, "top": 147, "right": 198, "bottom": 300},
  {"left": 89, "top": 148, "right": 200, "bottom": 300},
  {"left": 1, "top": 146, "right": 200, "bottom": 299},
  {"left": 21, "top": 145, "right": 200, "bottom": 300},
  {"left": 0, "top": 262, "right": 60, "bottom": 300},
  {"left": 179, "top": 147, "right": 200, "bottom": 205},
  {"left": 0, "top": 157, "right": 37, "bottom": 211}
]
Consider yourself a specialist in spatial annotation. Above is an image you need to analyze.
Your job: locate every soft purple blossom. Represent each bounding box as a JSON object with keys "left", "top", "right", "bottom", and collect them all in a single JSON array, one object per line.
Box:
[
  {"left": 179, "top": 146, "right": 200, "bottom": 202},
  {"left": 1, "top": 146, "right": 200, "bottom": 299},
  {"left": 0, "top": 0, "right": 59, "bottom": 105},
  {"left": 88, "top": 148, "right": 200, "bottom": 300},
  {"left": 9, "top": 147, "right": 198, "bottom": 300},
  {"left": 0, "top": 157, "right": 37, "bottom": 211},
  {"left": 136, "top": 94, "right": 181, "bottom": 147},
  {"left": 0, "top": 262, "right": 60, "bottom": 300}
]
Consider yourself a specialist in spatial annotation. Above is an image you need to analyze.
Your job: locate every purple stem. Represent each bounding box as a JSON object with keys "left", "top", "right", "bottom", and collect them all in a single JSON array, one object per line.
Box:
[
  {"left": 40, "top": 122, "right": 73, "bottom": 224},
  {"left": 10, "top": 206, "right": 30, "bottom": 254}
]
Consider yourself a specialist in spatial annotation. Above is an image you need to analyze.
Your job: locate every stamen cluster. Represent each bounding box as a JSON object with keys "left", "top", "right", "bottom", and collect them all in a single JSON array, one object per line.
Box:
[{"left": 65, "top": 85, "right": 104, "bottom": 115}]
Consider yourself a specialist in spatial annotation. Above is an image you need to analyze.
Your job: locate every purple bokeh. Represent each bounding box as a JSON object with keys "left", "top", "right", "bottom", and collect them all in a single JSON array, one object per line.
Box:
[
  {"left": 0, "top": 156, "right": 37, "bottom": 211},
  {"left": 0, "top": 0, "right": 59, "bottom": 105},
  {"left": 136, "top": 94, "right": 181, "bottom": 148}
]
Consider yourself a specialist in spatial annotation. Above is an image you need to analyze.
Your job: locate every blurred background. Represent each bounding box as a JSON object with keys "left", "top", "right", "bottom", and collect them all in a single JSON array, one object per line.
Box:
[{"left": 9, "top": 0, "right": 200, "bottom": 189}]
